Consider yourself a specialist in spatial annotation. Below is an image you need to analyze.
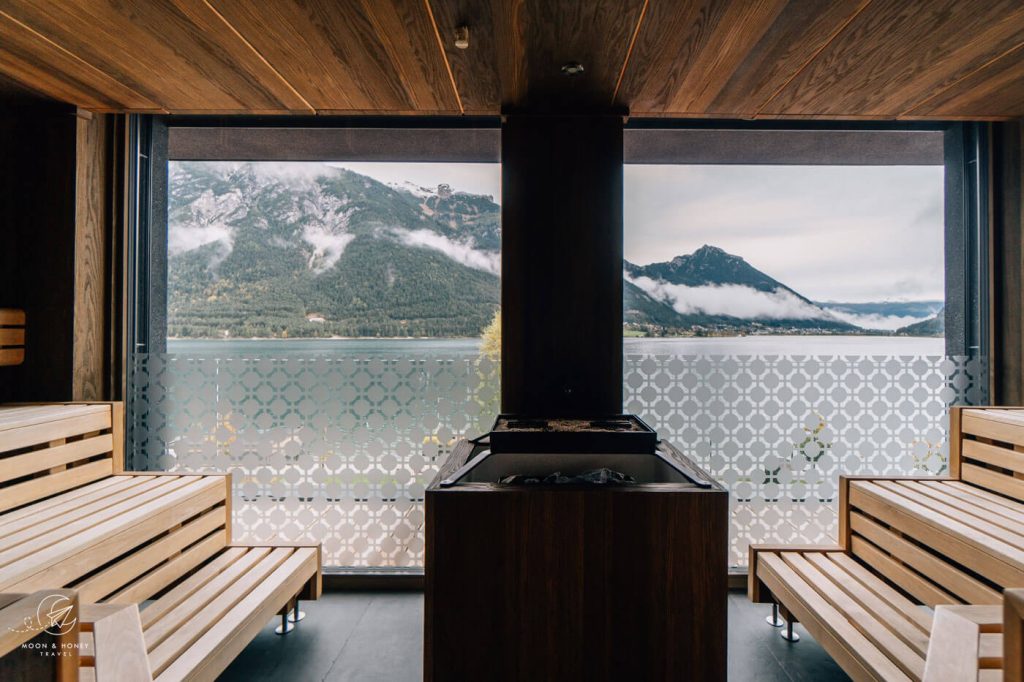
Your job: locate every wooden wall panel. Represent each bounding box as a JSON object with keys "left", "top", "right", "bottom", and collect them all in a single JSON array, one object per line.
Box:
[
  {"left": 73, "top": 112, "right": 109, "bottom": 401},
  {"left": 0, "top": 101, "right": 78, "bottom": 402},
  {"left": 0, "top": 96, "right": 114, "bottom": 402},
  {"left": 993, "top": 121, "right": 1024, "bottom": 405},
  {"left": 208, "top": 0, "right": 459, "bottom": 113},
  {"left": 429, "top": 0, "right": 645, "bottom": 112},
  {"left": 0, "top": 0, "right": 310, "bottom": 113},
  {"left": 761, "top": 0, "right": 1024, "bottom": 117}
]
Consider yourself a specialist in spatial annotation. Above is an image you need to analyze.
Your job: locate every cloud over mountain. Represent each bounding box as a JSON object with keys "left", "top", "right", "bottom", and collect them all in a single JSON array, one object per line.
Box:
[
  {"left": 628, "top": 276, "right": 830, "bottom": 321},
  {"left": 392, "top": 228, "right": 500, "bottom": 275}
]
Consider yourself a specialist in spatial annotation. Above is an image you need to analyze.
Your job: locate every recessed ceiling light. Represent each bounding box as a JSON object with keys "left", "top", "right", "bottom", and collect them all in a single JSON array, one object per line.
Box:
[
  {"left": 561, "top": 62, "right": 585, "bottom": 76},
  {"left": 454, "top": 26, "right": 469, "bottom": 50}
]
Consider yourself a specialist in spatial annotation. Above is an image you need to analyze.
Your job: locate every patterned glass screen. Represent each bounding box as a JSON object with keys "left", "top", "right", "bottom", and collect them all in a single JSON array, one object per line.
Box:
[{"left": 129, "top": 352, "right": 985, "bottom": 568}]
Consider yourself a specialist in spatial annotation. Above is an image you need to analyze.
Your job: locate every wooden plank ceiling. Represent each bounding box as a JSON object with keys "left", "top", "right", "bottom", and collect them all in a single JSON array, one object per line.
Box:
[{"left": 0, "top": 0, "right": 1022, "bottom": 119}]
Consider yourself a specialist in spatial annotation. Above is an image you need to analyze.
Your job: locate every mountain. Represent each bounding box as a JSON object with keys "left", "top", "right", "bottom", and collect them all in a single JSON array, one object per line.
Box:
[
  {"left": 167, "top": 162, "right": 500, "bottom": 338},
  {"left": 815, "top": 300, "right": 944, "bottom": 331},
  {"left": 625, "top": 245, "right": 810, "bottom": 302},
  {"left": 623, "top": 246, "right": 856, "bottom": 333},
  {"left": 896, "top": 309, "right": 944, "bottom": 337},
  {"left": 167, "top": 163, "right": 936, "bottom": 339}
]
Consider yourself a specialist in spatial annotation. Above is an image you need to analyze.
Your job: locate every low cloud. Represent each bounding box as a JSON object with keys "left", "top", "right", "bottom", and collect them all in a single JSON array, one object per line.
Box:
[
  {"left": 168, "top": 188, "right": 243, "bottom": 270},
  {"left": 393, "top": 228, "right": 500, "bottom": 275},
  {"left": 629, "top": 275, "right": 828, "bottom": 321},
  {"left": 302, "top": 226, "right": 356, "bottom": 273},
  {"left": 168, "top": 223, "right": 233, "bottom": 257},
  {"left": 250, "top": 162, "right": 333, "bottom": 186},
  {"left": 824, "top": 310, "right": 931, "bottom": 331}
]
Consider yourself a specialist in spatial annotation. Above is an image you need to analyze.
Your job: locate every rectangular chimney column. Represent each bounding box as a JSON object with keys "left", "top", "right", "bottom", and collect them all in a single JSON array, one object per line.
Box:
[{"left": 500, "top": 113, "right": 623, "bottom": 416}]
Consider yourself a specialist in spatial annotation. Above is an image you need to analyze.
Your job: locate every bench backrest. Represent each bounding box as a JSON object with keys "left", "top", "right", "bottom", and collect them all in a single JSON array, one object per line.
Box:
[
  {"left": 951, "top": 407, "right": 1024, "bottom": 502},
  {"left": 0, "top": 403, "right": 232, "bottom": 604},
  {"left": 842, "top": 406, "right": 1024, "bottom": 608},
  {"left": 0, "top": 309, "right": 25, "bottom": 367},
  {"left": 0, "top": 404, "right": 122, "bottom": 514}
]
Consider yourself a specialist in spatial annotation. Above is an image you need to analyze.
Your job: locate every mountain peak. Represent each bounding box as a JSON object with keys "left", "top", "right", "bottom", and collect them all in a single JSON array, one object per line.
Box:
[{"left": 627, "top": 244, "right": 810, "bottom": 303}]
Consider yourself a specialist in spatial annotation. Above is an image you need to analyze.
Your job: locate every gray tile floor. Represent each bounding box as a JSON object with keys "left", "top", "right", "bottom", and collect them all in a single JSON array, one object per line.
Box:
[{"left": 220, "top": 591, "right": 850, "bottom": 681}]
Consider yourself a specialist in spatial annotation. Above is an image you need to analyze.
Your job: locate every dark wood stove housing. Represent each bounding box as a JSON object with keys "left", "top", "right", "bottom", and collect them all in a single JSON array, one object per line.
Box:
[
  {"left": 424, "top": 114, "right": 728, "bottom": 681},
  {"left": 426, "top": 441, "right": 727, "bottom": 682}
]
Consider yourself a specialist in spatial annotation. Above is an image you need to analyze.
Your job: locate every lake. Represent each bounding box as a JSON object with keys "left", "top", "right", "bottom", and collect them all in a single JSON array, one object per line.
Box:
[{"left": 167, "top": 335, "right": 946, "bottom": 357}]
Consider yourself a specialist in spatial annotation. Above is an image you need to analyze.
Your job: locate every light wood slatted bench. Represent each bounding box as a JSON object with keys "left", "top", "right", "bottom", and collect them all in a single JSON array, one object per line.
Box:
[
  {"left": 920, "top": 587, "right": 1024, "bottom": 681},
  {"left": 0, "top": 402, "right": 322, "bottom": 681},
  {"left": 1, "top": 590, "right": 152, "bottom": 682},
  {"left": 749, "top": 407, "right": 1024, "bottom": 682},
  {"left": 0, "top": 589, "right": 80, "bottom": 681}
]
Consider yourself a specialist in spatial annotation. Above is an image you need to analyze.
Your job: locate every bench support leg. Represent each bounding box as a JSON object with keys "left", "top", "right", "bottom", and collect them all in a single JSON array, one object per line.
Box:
[
  {"left": 275, "top": 599, "right": 304, "bottom": 635},
  {"left": 778, "top": 605, "right": 800, "bottom": 643},
  {"left": 275, "top": 611, "right": 295, "bottom": 635},
  {"left": 766, "top": 602, "right": 785, "bottom": 627}
]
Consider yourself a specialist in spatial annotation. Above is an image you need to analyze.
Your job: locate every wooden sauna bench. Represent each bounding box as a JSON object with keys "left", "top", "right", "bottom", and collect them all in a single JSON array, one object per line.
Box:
[
  {"left": 919, "top": 586, "right": 1024, "bottom": 681},
  {"left": 0, "top": 589, "right": 151, "bottom": 682},
  {"left": 749, "top": 407, "right": 1024, "bottom": 682},
  {"left": 0, "top": 402, "right": 322, "bottom": 681}
]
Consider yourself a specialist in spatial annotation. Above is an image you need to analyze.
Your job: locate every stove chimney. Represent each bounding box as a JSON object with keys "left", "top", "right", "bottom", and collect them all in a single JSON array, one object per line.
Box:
[{"left": 500, "top": 113, "right": 624, "bottom": 416}]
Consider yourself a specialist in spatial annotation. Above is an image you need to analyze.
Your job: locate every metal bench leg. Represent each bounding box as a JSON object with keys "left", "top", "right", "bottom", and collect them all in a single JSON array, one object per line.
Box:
[
  {"left": 766, "top": 602, "right": 785, "bottom": 627},
  {"left": 275, "top": 599, "right": 302, "bottom": 635},
  {"left": 275, "top": 611, "right": 295, "bottom": 635},
  {"left": 778, "top": 605, "right": 800, "bottom": 642}
]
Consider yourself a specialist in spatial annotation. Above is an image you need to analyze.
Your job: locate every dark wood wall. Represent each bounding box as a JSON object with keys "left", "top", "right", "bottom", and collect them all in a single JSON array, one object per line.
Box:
[
  {"left": 993, "top": 121, "right": 1024, "bottom": 404},
  {"left": 501, "top": 114, "right": 623, "bottom": 416},
  {"left": 0, "top": 90, "right": 115, "bottom": 403},
  {"left": 73, "top": 112, "right": 111, "bottom": 401}
]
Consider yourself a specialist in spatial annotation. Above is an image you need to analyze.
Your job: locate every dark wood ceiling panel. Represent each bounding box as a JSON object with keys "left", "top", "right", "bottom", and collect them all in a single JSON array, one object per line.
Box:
[
  {"left": 0, "top": 0, "right": 312, "bottom": 112},
  {"left": 429, "top": 0, "right": 645, "bottom": 112},
  {"left": 208, "top": 0, "right": 460, "bottom": 113},
  {"left": 906, "top": 44, "right": 1024, "bottom": 120},
  {"left": 427, "top": 0, "right": 522, "bottom": 113},
  {"left": 617, "top": 0, "right": 868, "bottom": 116},
  {"left": 0, "top": 0, "right": 1023, "bottom": 118},
  {"left": 761, "top": 0, "right": 1024, "bottom": 117},
  {"left": 0, "top": 10, "right": 161, "bottom": 112}
]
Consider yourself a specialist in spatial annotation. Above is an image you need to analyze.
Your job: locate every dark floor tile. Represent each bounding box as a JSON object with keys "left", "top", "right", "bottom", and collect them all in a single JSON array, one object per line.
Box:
[
  {"left": 221, "top": 591, "right": 851, "bottom": 681},
  {"left": 219, "top": 593, "right": 374, "bottom": 682},
  {"left": 730, "top": 595, "right": 850, "bottom": 682},
  {"left": 322, "top": 593, "right": 423, "bottom": 682}
]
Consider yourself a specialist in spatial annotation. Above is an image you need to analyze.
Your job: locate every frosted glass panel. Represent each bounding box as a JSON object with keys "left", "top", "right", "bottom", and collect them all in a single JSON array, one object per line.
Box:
[{"left": 130, "top": 351, "right": 984, "bottom": 568}]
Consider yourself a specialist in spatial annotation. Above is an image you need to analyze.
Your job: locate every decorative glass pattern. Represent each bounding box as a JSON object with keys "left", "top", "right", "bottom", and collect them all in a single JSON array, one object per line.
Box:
[
  {"left": 129, "top": 352, "right": 986, "bottom": 568},
  {"left": 624, "top": 353, "right": 988, "bottom": 565},
  {"left": 129, "top": 354, "right": 498, "bottom": 567}
]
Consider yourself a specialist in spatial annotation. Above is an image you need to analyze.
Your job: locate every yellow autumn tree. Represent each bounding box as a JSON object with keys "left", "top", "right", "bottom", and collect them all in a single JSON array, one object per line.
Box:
[{"left": 480, "top": 308, "right": 500, "bottom": 362}]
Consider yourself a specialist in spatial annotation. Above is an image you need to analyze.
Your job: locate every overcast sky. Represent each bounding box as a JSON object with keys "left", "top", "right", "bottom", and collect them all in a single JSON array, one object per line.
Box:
[
  {"left": 328, "top": 161, "right": 944, "bottom": 304},
  {"left": 625, "top": 165, "right": 944, "bottom": 303}
]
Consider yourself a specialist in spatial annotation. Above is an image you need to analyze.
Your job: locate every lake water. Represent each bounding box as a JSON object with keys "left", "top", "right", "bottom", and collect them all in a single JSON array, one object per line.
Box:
[{"left": 167, "top": 335, "right": 945, "bottom": 357}]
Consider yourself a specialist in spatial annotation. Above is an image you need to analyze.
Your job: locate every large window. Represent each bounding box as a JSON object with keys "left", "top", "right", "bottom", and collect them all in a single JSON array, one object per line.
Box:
[
  {"left": 622, "top": 126, "right": 988, "bottom": 567},
  {"left": 128, "top": 122, "right": 988, "bottom": 572},
  {"left": 130, "top": 124, "right": 501, "bottom": 569}
]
